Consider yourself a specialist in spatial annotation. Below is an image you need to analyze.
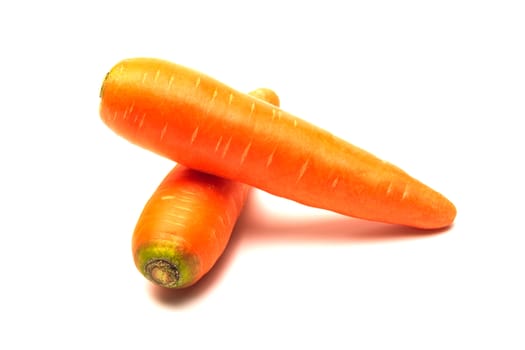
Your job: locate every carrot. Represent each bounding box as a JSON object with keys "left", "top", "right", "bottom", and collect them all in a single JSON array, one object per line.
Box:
[
  {"left": 99, "top": 57, "right": 456, "bottom": 229},
  {"left": 132, "top": 88, "right": 280, "bottom": 288}
]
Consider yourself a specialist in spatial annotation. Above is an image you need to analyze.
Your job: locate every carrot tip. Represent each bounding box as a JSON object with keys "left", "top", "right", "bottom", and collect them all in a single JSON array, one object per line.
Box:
[
  {"left": 135, "top": 243, "right": 199, "bottom": 288},
  {"left": 145, "top": 259, "right": 179, "bottom": 288}
]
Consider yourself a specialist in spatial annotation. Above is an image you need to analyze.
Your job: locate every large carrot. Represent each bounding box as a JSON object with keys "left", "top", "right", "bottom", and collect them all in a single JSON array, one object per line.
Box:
[
  {"left": 132, "top": 88, "right": 280, "bottom": 288},
  {"left": 100, "top": 57, "right": 456, "bottom": 229}
]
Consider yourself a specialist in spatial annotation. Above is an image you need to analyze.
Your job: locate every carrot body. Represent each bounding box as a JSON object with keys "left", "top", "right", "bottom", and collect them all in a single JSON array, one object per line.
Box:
[
  {"left": 100, "top": 58, "right": 456, "bottom": 229},
  {"left": 132, "top": 89, "right": 280, "bottom": 288}
]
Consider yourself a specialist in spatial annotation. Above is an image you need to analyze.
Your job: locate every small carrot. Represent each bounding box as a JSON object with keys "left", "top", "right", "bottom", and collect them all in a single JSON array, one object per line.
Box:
[
  {"left": 100, "top": 57, "right": 456, "bottom": 229},
  {"left": 132, "top": 88, "right": 280, "bottom": 288}
]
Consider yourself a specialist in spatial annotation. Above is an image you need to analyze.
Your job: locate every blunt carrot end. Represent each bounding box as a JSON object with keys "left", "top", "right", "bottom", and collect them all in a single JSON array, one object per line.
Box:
[
  {"left": 145, "top": 260, "right": 179, "bottom": 288},
  {"left": 99, "top": 72, "right": 110, "bottom": 98},
  {"left": 135, "top": 243, "right": 199, "bottom": 288}
]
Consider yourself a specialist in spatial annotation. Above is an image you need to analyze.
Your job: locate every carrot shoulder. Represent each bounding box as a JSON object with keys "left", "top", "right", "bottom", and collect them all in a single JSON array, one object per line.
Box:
[
  {"left": 100, "top": 58, "right": 456, "bottom": 229},
  {"left": 132, "top": 88, "right": 280, "bottom": 288}
]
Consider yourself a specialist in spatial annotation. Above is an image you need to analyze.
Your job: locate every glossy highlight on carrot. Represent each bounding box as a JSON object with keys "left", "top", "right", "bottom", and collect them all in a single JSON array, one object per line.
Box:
[
  {"left": 132, "top": 88, "right": 280, "bottom": 288},
  {"left": 100, "top": 57, "right": 456, "bottom": 229}
]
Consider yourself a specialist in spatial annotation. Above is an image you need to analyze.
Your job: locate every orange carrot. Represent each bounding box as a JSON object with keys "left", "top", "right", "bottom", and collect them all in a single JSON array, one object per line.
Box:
[
  {"left": 132, "top": 88, "right": 280, "bottom": 288},
  {"left": 99, "top": 57, "right": 456, "bottom": 229}
]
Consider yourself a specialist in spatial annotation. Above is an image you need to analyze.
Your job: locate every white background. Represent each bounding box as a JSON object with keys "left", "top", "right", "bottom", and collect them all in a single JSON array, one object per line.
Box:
[{"left": 1, "top": 1, "right": 524, "bottom": 348}]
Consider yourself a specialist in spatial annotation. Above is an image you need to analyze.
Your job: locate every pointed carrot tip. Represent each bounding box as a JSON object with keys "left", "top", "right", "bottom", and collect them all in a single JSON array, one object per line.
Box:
[
  {"left": 443, "top": 201, "right": 458, "bottom": 227},
  {"left": 420, "top": 197, "right": 457, "bottom": 230}
]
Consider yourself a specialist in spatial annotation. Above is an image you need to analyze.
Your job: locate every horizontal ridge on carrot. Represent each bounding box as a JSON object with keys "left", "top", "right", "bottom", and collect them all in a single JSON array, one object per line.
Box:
[
  {"left": 132, "top": 88, "right": 280, "bottom": 288},
  {"left": 100, "top": 57, "right": 456, "bottom": 229}
]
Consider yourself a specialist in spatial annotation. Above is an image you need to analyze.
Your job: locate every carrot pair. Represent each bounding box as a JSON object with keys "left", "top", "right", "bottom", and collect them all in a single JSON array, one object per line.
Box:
[{"left": 99, "top": 58, "right": 456, "bottom": 288}]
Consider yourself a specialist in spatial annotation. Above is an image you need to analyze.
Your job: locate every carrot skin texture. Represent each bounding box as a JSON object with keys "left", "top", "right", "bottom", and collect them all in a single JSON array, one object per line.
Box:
[
  {"left": 100, "top": 58, "right": 456, "bottom": 229},
  {"left": 132, "top": 165, "right": 249, "bottom": 288},
  {"left": 132, "top": 89, "right": 280, "bottom": 288}
]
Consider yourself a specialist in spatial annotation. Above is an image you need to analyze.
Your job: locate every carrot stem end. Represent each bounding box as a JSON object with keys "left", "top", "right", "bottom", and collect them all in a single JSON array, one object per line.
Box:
[
  {"left": 145, "top": 259, "right": 179, "bottom": 288},
  {"left": 135, "top": 243, "right": 199, "bottom": 288}
]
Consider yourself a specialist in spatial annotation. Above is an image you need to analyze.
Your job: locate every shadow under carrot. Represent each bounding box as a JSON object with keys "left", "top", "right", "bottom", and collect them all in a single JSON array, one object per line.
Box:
[{"left": 147, "top": 191, "right": 451, "bottom": 307}]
